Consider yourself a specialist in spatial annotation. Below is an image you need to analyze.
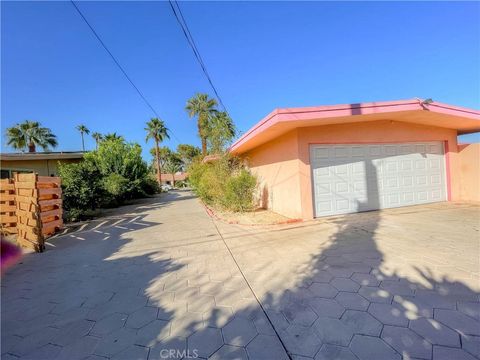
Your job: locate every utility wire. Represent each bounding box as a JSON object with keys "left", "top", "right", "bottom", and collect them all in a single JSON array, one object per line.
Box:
[
  {"left": 70, "top": 0, "right": 181, "bottom": 144},
  {"left": 168, "top": 0, "right": 230, "bottom": 116}
]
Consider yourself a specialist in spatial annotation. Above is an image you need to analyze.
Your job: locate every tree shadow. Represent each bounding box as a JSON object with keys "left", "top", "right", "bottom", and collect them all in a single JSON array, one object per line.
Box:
[{"left": 1, "top": 189, "right": 479, "bottom": 360}]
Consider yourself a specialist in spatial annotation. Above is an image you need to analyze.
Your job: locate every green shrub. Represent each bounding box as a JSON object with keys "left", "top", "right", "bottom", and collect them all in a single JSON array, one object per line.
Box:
[
  {"left": 58, "top": 161, "right": 105, "bottom": 221},
  {"left": 223, "top": 169, "right": 257, "bottom": 212},
  {"left": 187, "top": 154, "right": 257, "bottom": 212},
  {"left": 59, "top": 138, "right": 159, "bottom": 221}
]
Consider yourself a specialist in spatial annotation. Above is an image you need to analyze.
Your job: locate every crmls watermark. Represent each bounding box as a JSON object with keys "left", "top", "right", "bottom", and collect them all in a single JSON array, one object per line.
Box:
[{"left": 159, "top": 349, "right": 199, "bottom": 359}]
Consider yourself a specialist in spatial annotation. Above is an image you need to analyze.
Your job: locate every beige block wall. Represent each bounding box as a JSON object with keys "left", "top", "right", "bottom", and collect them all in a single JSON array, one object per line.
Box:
[
  {"left": 245, "top": 130, "right": 304, "bottom": 219},
  {"left": 0, "top": 159, "right": 81, "bottom": 177},
  {"left": 458, "top": 143, "right": 480, "bottom": 202}
]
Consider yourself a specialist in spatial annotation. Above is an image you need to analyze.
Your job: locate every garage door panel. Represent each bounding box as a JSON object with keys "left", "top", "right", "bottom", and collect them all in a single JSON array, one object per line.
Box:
[{"left": 311, "top": 142, "right": 447, "bottom": 217}]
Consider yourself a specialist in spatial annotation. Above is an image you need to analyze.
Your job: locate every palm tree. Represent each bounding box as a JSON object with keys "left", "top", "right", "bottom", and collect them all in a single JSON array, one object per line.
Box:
[
  {"left": 185, "top": 93, "right": 218, "bottom": 156},
  {"left": 207, "top": 111, "right": 236, "bottom": 153},
  {"left": 164, "top": 159, "right": 182, "bottom": 188},
  {"left": 145, "top": 118, "right": 169, "bottom": 185},
  {"left": 76, "top": 124, "right": 90, "bottom": 152},
  {"left": 6, "top": 120, "right": 58, "bottom": 152},
  {"left": 103, "top": 133, "right": 124, "bottom": 141},
  {"left": 91, "top": 132, "right": 103, "bottom": 150}
]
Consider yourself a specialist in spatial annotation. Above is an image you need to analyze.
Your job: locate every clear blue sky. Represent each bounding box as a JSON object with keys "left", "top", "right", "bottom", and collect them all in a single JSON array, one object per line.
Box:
[{"left": 2, "top": 1, "right": 479, "bottom": 159}]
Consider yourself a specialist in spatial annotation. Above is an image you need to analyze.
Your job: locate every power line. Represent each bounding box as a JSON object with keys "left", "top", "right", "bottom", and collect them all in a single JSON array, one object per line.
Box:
[
  {"left": 70, "top": 0, "right": 181, "bottom": 144},
  {"left": 168, "top": 1, "right": 230, "bottom": 115}
]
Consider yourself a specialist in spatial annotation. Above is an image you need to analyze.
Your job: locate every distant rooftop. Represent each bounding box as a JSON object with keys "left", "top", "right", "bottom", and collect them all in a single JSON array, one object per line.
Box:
[{"left": 0, "top": 151, "right": 85, "bottom": 161}]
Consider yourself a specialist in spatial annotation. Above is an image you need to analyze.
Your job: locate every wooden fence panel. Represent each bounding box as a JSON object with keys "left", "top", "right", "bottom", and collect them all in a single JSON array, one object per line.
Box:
[
  {"left": 11, "top": 173, "right": 63, "bottom": 252},
  {"left": 0, "top": 179, "right": 17, "bottom": 234}
]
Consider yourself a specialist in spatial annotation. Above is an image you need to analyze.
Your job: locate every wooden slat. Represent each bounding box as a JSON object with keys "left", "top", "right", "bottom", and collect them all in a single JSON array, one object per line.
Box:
[
  {"left": 40, "top": 208, "right": 62, "bottom": 220},
  {"left": 39, "top": 199, "right": 62, "bottom": 207},
  {"left": 37, "top": 176, "right": 61, "bottom": 185},
  {"left": 15, "top": 195, "right": 38, "bottom": 204},
  {"left": 13, "top": 181, "right": 36, "bottom": 189},
  {"left": 15, "top": 173, "right": 36, "bottom": 182},
  {"left": 0, "top": 204, "right": 16, "bottom": 212},
  {"left": 1, "top": 215, "right": 17, "bottom": 223},
  {"left": 0, "top": 184, "right": 15, "bottom": 191},
  {"left": 0, "top": 193, "right": 16, "bottom": 200},
  {"left": 38, "top": 188, "right": 62, "bottom": 196}
]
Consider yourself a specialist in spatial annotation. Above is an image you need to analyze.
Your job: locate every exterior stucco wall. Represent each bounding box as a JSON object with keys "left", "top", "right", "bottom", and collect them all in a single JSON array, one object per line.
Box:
[
  {"left": 244, "top": 120, "right": 461, "bottom": 219},
  {"left": 0, "top": 158, "right": 82, "bottom": 177},
  {"left": 457, "top": 143, "right": 480, "bottom": 202},
  {"left": 245, "top": 130, "right": 303, "bottom": 219}
]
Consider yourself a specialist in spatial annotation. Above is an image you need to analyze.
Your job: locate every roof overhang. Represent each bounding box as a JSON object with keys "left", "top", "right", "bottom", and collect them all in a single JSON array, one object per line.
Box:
[
  {"left": 0, "top": 152, "right": 85, "bottom": 161},
  {"left": 230, "top": 99, "right": 480, "bottom": 155}
]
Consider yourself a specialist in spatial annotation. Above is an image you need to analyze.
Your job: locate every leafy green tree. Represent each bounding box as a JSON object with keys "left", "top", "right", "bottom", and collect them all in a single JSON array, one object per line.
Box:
[
  {"left": 145, "top": 118, "right": 170, "bottom": 185},
  {"left": 76, "top": 124, "right": 90, "bottom": 152},
  {"left": 6, "top": 120, "right": 58, "bottom": 152},
  {"left": 186, "top": 93, "right": 218, "bottom": 156},
  {"left": 176, "top": 144, "right": 201, "bottom": 167},
  {"left": 91, "top": 132, "right": 103, "bottom": 150},
  {"left": 150, "top": 146, "right": 173, "bottom": 169},
  {"left": 206, "top": 111, "right": 236, "bottom": 153}
]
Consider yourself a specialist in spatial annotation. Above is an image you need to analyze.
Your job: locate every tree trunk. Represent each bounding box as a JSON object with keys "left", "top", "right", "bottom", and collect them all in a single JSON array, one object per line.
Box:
[
  {"left": 172, "top": 173, "right": 175, "bottom": 188},
  {"left": 198, "top": 119, "right": 207, "bottom": 156},
  {"left": 155, "top": 140, "right": 162, "bottom": 185},
  {"left": 81, "top": 134, "right": 85, "bottom": 152},
  {"left": 28, "top": 143, "right": 36, "bottom": 153}
]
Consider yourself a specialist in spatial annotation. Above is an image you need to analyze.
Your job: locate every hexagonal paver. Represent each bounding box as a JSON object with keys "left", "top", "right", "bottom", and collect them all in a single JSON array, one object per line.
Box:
[
  {"left": 55, "top": 336, "right": 99, "bottom": 360},
  {"left": 457, "top": 301, "right": 480, "bottom": 321},
  {"left": 11, "top": 327, "right": 60, "bottom": 357},
  {"left": 111, "top": 344, "right": 149, "bottom": 360},
  {"left": 350, "top": 334, "right": 401, "bottom": 360},
  {"left": 461, "top": 334, "right": 480, "bottom": 358},
  {"left": 309, "top": 283, "right": 339, "bottom": 299},
  {"left": 282, "top": 303, "right": 318, "bottom": 326},
  {"left": 409, "top": 317, "right": 460, "bottom": 347},
  {"left": 358, "top": 286, "right": 392, "bottom": 304},
  {"left": 380, "top": 280, "right": 414, "bottom": 296},
  {"left": 341, "top": 310, "right": 382, "bottom": 336},
  {"left": 222, "top": 316, "right": 258, "bottom": 346},
  {"left": 315, "top": 344, "right": 358, "bottom": 360},
  {"left": 126, "top": 307, "right": 158, "bottom": 329},
  {"left": 90, "top": 312, "right": 128, "bottom": 336},
  {"left": 53, "top": 319, "right": 95, "bottom": 346},
  {"left": 381, "top": 325, "right": 432, "bottom": 359},
  {"left": 312, "top": 317, "right": 353, "bottom": 346},
  {"left": 368, "top": 303, "right": 408, "bottom": 327},
  {"left": 253, "top": 315, "right": 276, "bottom": 335},
  {"left": 210, "top": 344, "right": 248, "bottom": 360},
  {"left": 311, "top": 270, "right": 333, "bottom": 283},
  {"left": 280, "top": 324, "right": 322, "bottom": 358},
  {"left": 331, "top": 278, "right": 360, "bottom": 292},
  {"left": 307, "top": 298, "right": 345, "bottom": 318},
  {"left": 94, "top": 327, "right": 138, "bottom": 357},
  {"left": 187, "top": 294, "right": 215, "bottom": 313},
  {"left": 135, "top": 319, "right": 171, "bottom": 347},
  {"left": 433, "top": 345, "right": 478, "bottom": 360},
  {"left": 188, "top": 326, "right": 223, "bottom": 358},
  {"left": 22, "top": 343, "right": 62, "bottom": 360},
  {"left": 204, "top": 306, "right": 234, "bottom": 328},
  {"left": 246, "top": 334, "right": 289, "bottom": 360},
  {"left": 335, "top": 292, "right": 370, "bottom": 311},
  {"left": 434, "top": 309, "right": 480, "bottom": 336},
  {"left": 325, "top": 265, "right": 355, "bottom": 278},
  {"left": 351, "top": 273, "right": 380, "bottom": 287}
]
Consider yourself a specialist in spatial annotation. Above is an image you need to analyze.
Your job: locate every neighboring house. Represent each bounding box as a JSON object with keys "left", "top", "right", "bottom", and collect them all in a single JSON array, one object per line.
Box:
[
  {"left": 230, "top": 99, "right": 480, "bottom": 219},
  {"left": 0, "top": 151, "right": 84, "bottom": 179},
  {"left": 160, "top": 172, "right": 187, "bottom": 186}
]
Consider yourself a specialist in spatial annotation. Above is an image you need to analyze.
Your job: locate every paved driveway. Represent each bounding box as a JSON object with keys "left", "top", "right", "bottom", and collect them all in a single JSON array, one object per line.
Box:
[{"left": 1, "top": 191, "right": 479, "bottom": 360}]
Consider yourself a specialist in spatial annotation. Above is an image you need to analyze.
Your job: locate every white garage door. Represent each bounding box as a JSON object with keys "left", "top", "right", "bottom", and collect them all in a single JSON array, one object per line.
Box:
[{"left": 311, "top": 142, "right": 447, "bottom": 217}]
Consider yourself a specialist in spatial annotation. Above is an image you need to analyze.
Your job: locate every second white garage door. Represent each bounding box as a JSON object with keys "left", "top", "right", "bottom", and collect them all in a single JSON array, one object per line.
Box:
[{"left": 311, "top": 142, "right": 447, "bottom": 217}]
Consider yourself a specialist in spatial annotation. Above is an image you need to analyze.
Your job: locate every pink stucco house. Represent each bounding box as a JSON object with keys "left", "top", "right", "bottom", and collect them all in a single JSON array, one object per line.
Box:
[{"left": 230, "top": 99, "right": 480, "bottom": 219}]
